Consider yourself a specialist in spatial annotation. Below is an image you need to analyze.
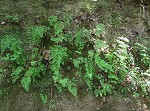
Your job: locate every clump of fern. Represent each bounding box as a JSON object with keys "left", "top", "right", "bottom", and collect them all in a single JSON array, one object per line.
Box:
[{"left": 0, "top": 15, "right": 149, "bottom": 102}]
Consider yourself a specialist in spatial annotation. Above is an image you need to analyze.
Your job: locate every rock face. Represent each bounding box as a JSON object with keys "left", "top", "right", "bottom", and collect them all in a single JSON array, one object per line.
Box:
[
  {"left": 99, "top": 95, "right": 150, "bottom": 111},
  {"left": 0, "top": 86, "right": 150, "bottom": 111},
  {"left": 0, "top": 0, "right": 150, "bottom": 111}
]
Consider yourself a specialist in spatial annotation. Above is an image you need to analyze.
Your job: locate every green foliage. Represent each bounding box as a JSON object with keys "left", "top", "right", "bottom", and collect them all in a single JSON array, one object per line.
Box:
[
  {"left": 0, "top": 15, "right": 149, "bottom": 101},
  {"left": 5, "top": 15, "right": 19, "bottom": 22},
  {"left": 0, "top": 30, "right": 46, "bottom": 92},
  {"left": 74, "top": 28, "right": 90, "bottom": 50},
  {"left": 85, "top": 3, "right": 95, "bottom": 13},
  {"left": 84, "top": 50, "right": 95, "bottom": 89},
  {"left": 50, "top": 45, "right": 68, "bottom": 77},
  {"left": 50, "top": 45, "right": 77, "bottom": 96},
  {"left": 1, "top": 35, "right": 22, "bottom": 61},
  {"left": 11, "top": 66, "right": 24, "bottom": 83},
  {"left": 21, "top": 76, "right": 31, "bottom": 91},
  {"left": 95, "top": 83, "right": 112, "bottom": 97},
  {"left": 48, "top": 99, "right": 56, "bottom": 109},
  {"left": 134, "top": 43, "right": 150, "bottom": 67},
  {"left": 54, "top": 21, "right": 64, "bottom": 35},
  {"left": 48, "top": 15, "right": 58, "bottom": 26},
  {"left": 48, "top": 15, "right": 67, "bottom": 44},
  {"left": 93, "top": 23, "right": 105, "bottom": 37},
  {"left": 40, "top": 93, "right": 48, "bottom": 104},
  {"left": 73, "top": 57, "right": 85, "bottom": 69},
  {"left": 127, "top": 68, "right": 150, "bottom": 96},
  {"left": 27, "top": 26, "right": 48, "bottom": 45},
  {"left": 95, "top": 53, "right": 114, "bottom": 73},
  {"left": 94, "top": 39, "right": 107, "bottom": 50},
  {"left": 115, "top": 37, "right": 130, "bottom": 78}
]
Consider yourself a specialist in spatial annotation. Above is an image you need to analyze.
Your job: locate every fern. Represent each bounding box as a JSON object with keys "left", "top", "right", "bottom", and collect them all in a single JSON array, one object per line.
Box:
[
  {"left": 95, "top": 83, "right": 112, "bottom": 97},
  {"left": 50, "top": 45, "right": 68, "bottom": 77},
  {"left": 21, "top": 76, "right": 31, "bottom": 91},
  {"left": 20, "top": 62, "right": 46, "bottom": 91},
  {"left": 127, "top": 67, "right": 150, "bottom": 96},
  {"left": 54, "top": 21, "right": 64, "bottom": 35},
  {"left": 114, "top": 37, "right": 130, "bottom": 79},
  {"left": 95, "top": 53, "right": 114, "bottom": 73},
  {"left": 134, "top": 43, "right": 150, "bottom": 67},
  {"left": 50, "top": 45, "right": 77, "bottom": 96},
  {"left": 1, "top": 14, "right": 149, "bottom": 99},
  {"left": 93, "top": 23, "right": 105, "bottom": 37},
  {"left": 48, "top": 15, "right": 58, "bottom": 26},
  {"left": 48, "top": 15, "right": 67, "bottom": 44},
  {"left": 27, "top": 26, "right": 48, "bottom": 45},
  {"left": 11, "top": 66, "right": 24, "bottom": 83},
  {"left": 40, "top": 93, "right": 48, "bottom": 104},
  {"left": 94, "top": 39, "right": 107, "bottom": 51},
  {"left": 1, "top": 35, "right": 22, "bottom": 58},
  {"left": 84, "top": 50, "right": 95, "bottom": 89},
  {"left": 51, "top": 34, "right": 67, "bottom": 43},
  {"left": 74, "top": 28, "right": 89, "bottom": 50},
  {"left": 73, "top": 57, "right": 84, "bottom": 69},
  {"left": 1, "top": 35, "right": 27, "bottom": 85}
]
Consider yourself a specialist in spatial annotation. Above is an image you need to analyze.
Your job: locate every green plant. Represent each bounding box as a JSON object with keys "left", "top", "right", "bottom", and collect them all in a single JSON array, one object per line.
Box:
[
  {"left": 1, "top": 35, "right": 23, "bottom": 63},
  {"left": 40, "top": 93, "right": 48, "bottom": 104},
  {"left": 0, "top": 14, "right": 149, "bottom": 103},
  {"left": 27, "top": 26, "right": 48, "bottom": 45},
  {"left": 48, "top": 99, "right": 56, "bottom": 109},
  {"left": 127, "top": 67, "right": 150, "bottom": 96},
  {"left": 5, "top": 15, "right": 19, "bottom": 23},
  {"left": 115, "top": 37, "right": 130, "bottom": 79},
  {"left": 134, "top": 43, "right": 150, "bottom": 67},
  {"left": 50, "top": 45, "right": 77, "bottom": 96},
  {"left": 0, "top": 28, "right": 46, "bottom": 92}
]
